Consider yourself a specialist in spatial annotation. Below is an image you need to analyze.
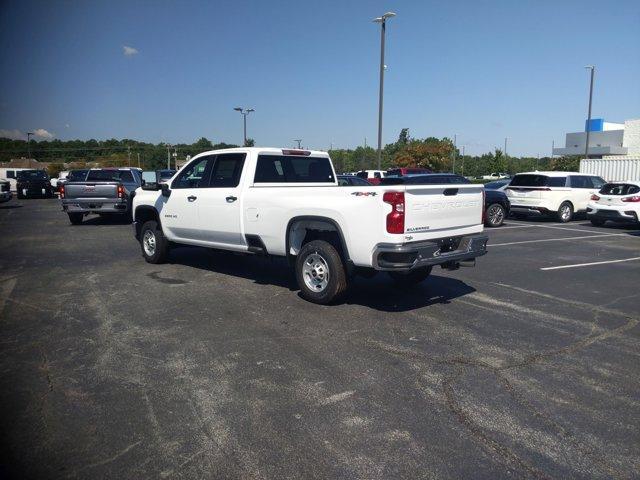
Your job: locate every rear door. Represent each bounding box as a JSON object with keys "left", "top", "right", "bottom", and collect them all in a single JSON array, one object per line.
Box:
[
  {"left": 569, "top": 175, "right": 599, "bottom": 211},
  {"left": 195, "top": 153, "right": 247, "bottom": 247},
  {"left": 404, "top": 184, "right": 483, "bottom": 234},
  {"left": 162, "top": 155, "right": 213, "bottom": 241}
]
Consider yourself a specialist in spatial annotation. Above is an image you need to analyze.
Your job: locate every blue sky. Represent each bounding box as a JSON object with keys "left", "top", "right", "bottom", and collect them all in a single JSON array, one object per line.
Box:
[{"left": 1, "top": 0, "right": 639, "bottom": 156}]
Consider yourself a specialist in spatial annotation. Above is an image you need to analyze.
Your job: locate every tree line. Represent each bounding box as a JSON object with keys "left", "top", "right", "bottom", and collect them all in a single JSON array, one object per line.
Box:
[{"left": 0, "top": 131, "right": 580, "bottom": 178}]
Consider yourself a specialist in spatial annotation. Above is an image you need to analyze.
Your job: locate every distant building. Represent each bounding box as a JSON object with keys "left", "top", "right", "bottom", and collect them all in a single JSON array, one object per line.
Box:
[{"left": 553, "top": 118, "right": 640, "bottom": 159}]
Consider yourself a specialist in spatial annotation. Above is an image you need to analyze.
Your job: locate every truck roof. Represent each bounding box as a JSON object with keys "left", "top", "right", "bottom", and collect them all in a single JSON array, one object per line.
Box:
[{"left": 195, "top": 147, "right": 330, "bottom": 157}]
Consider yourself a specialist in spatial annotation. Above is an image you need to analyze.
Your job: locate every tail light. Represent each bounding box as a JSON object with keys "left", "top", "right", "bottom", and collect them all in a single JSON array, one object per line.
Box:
[
  {"left": 590, "top": 194, "right": 600, "bottom": 201},
  {"left": 117, "top": 185, "right": 125, "bottom": 199},
  {"left": 622, "top": 196, "right": 640, "bottom": 203},
  {"left": 383, "top": 191, "right": 405, "bottom": 234},
  {"left": 59, "top": 185, "right": 65, "bottom": 198}
]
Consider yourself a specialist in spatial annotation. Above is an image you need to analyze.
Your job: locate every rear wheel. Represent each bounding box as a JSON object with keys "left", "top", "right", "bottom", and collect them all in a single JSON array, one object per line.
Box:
[
  {"left": 296, "top": 240, "right": 348, "bottom": 304},
  {"left": 485, "top": 203, "right": 506, "bottom": 227},
  {"left": 68, "top": 213, "right": 83, "bottom": 225},
  {"left": 140, "top": 220, "right": 168, "bottom": 264},
  {"left": 388, "top": 266, "right": 432, "bottom": 286},
  {"left": 590, "top": 218, "right": 606, "bottom": 227},
  {"left": 557, "top": 202, "right": 573, "bottom": 223}
]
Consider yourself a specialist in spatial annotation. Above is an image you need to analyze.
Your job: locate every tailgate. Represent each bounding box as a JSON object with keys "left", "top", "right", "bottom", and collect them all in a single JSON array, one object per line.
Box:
[
  {"left": 64, "top": 182, "right": 119, "bottom": 199},
  {"left": 404, "top": 184, "right": 483, "bottom": 234},
  {"left": 506, "top": 187, "right": 542, "bottom": 200}
]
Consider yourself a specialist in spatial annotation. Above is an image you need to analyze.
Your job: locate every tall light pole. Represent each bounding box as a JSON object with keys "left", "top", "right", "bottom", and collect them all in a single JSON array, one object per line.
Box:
[
  {"left": 294, "top": 139, "right": 302, "bottom": 149},
  {"left": 234, "top": 107, "right": 254, "bottom": 146},
  {"left": 584, "top": 65, "right": 595, "bottom": 159},
  {"left": 504, "top": 137, "right": 508, "bottom": 159},
  {"left": 452, "top": 134, "right": 457, "bottom": 173},
  {"left": 166, "top": 143, "right": 171, "bottom": 170},
  {"left": 373, "top": 11, "right": 396, "bottom": 170},
  {"left": 27, "top": 131, "right": 34, "bottom": 162}
]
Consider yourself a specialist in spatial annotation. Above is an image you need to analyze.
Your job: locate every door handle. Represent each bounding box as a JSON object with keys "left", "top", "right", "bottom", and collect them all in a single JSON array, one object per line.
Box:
[
  {"left": 226, "top": 196, "right": 237, "bottom": 203},
  {"left": 187, "top": 195, "right": 197, "bottom": 202}
]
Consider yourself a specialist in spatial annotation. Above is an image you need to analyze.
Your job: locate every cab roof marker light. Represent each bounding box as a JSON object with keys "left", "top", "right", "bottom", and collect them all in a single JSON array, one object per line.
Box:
[{"left": 282, "top": 149, "right": 311, "bottom": 156}]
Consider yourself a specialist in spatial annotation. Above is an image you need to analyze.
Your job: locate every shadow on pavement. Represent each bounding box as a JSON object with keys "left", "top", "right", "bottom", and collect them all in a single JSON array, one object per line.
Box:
[{"left": 168, "top": 246, "right": 476, "bottom": 312}]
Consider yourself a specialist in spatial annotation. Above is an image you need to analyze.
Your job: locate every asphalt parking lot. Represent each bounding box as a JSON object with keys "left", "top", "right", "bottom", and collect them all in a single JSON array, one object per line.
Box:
[{"left": 1, "top": 198, "right": 639, "bottom": 480}]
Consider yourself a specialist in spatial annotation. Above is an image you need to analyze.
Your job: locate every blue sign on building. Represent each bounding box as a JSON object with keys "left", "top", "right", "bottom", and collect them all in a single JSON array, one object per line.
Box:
[{"left": 585, "top": 118, "right": 604, "bottom": 132}]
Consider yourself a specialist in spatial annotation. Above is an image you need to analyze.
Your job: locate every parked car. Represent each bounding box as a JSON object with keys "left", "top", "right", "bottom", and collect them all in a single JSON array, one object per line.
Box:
[
  {"left": 505, "top": 172, "right": 606, "bottom": 223},
  {"left": 381, "top": 173, "right": 510, "bottom": 227},
  {"left": 386, "top": 167, "right": 432, "bottom": 177},
  {"left": 133, "top": 148, "right": 488, "bottom": 304},
  {"left": 587, "top": 181, "right": 640, "bottom": 226},
  {"left": 60, "top": 167, "right": 142, "bottom": 224},
  {"left": 482, "top": 172, "right": 509, "bottom": 180},
  {"left": 484, "top": 179, "right": 510, "bottom": 191},
  {"left": 50, "top": 171, "right": 69, "bottom": 190},
  {"left": 16, "top": 169, "right": 54, "bottom": 199},
  {"left": 337, "top": 175, "right": 371, "bottom": 186},
  {"left": 355, "top": 170, "right": 387, "bottom": 185},
  {"left": 0, "top": 178, "right": 12, "bottom": 203}
]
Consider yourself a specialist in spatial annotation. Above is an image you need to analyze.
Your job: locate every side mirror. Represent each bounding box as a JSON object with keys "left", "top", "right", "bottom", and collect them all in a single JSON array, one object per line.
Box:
[
  {"left": 141, "top": 182, "right": 161, "bottom": 191},
  {"left": 161, "top": 183, "right": 171, "bottom": 197}
]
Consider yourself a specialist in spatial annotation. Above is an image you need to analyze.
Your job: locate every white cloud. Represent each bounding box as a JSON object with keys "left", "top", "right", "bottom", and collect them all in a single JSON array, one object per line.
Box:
[
  {"left": 0, "top": 129, "right": 24, "bottom": 140},
  {"left": 123, "top": 45, "right": 139, "bottom": 56},
  {"left": 34, "top": 128, "right": 54, "bottom": 139},
  {"left": 65, "top": 123, "right": 70, "bottom": 128}
]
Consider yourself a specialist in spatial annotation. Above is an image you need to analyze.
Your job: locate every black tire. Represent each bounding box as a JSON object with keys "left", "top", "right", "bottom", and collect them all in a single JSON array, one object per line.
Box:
[
  {"left": 485, "top": 203, "right": 506, "bottom": 227},
  {"left": 590, "top": 218, "right": 606, "bottom": 227},
  {"left": 295, "top": 240, "right": 348, "bottom": 304},
  {"left": 68, "top": 213, "right": 83, "bottom": 225},
  {"left": 140, "top": 220, "right": 168, "bottom": 264},
  {"left": 557, "top": 202, "right": 574, "bottom": 223},
  {"left": 388, "top": 266, "right": 433, "bottom": 286}
]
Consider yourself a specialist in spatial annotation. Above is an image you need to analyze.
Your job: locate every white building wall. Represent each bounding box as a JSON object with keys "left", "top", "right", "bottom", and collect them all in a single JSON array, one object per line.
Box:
[{"left": 622, "top": 119, "right": 640, "bottom": 156}]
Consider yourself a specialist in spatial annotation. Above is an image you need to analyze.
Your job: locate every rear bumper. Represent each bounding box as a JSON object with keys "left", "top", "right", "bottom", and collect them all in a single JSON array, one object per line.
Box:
[
  {"left": 510, "top": 205, "right": 551, "bottom": 216},
  {"left": 373, "top": 234, "right": 488, "bottom": 271},
  {"left": 587, "top": 205, "right": 638, "bottom": 223},
  {"left": 62, "top": 198, "right": 128, "bottom": 214}
]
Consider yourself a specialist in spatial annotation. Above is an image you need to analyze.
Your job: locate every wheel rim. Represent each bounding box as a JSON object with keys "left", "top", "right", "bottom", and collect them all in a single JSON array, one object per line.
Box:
[
  {"left": 143, "top": 229, "right": 156, "bottom": 256},
  {"left": 488, "top": 205, "right": 504, "bottom": 225},
  {"left": 560, "top": 205, "right": 571, "bottom": 221},
  {"left": 302, "top": 252, "right": 330, "bottom": 292}
]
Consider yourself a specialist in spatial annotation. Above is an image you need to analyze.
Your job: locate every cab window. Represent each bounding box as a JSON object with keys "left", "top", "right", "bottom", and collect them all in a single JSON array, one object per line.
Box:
[{"left": 172, "top": 156, "right": 212, "bottom": 189}]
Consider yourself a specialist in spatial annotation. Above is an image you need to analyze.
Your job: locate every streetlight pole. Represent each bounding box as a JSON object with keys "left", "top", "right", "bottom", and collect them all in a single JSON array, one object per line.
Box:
[
  {"left": 373, "top": 12, "right": 396, "bottom": 170},
  {"left": 294, "top": 139, "right": 302, "bottom": 149},
  {"left": 461, "top": 145, "right": 465, "bottom": 176},
  {"left": 26, "top": 132, "right": 34, "bottom": 163},
  {"left": 504, "top": 137, "right": 508, "bottom": 159},
  {"left": 234, "top": 107, "right": 254, "bottom": 146},
  {"left": 584, "top": 65, "right": 595, "bottom": 159},
  {"left": 166, "top": 144, "right": 171, "bottom": 170},
  {"left": 452, "top": 134, "right": 457, "bottom": 173}
]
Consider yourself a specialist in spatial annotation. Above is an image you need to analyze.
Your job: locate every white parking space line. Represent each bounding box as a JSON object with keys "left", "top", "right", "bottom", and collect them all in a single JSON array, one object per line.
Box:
[
  {"left": 541, "top": 257, "right": 640, "bottom": 271},
  {"left": 489, "top": 233, "right": 629, "bottom": 247},
  {"left": 492, "top": 222, "right": 636, "bottom": 235}
]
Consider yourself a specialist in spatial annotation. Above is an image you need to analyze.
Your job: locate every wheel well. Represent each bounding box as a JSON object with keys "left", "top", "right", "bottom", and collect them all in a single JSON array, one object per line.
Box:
[
  {"left": 286, "top": 217, "right": 349, "bottom": 263},
  {"left": 560, "top": 200, "right": 574, "bottom": 210},
  {"left": 134, "top": 206, "right": 159, "bottom": 238}
]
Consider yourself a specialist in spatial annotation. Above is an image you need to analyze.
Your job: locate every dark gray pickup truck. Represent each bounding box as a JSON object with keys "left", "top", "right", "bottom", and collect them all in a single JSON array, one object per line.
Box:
[{"left": 60, "top": 168, "right": 142, "bottom": 224}]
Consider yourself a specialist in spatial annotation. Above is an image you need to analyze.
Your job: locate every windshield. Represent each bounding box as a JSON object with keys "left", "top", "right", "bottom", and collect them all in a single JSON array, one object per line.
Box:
[
  {"left": 510, "top": 174, "right": 566, "bottom": 187},
  {"left": 67, "top": 170, "right": 88, "bottom": 182},
  {"left": 599, "top": 183, "right": 640, "bottom": 196},
  {"left": 86, "top": 170, "right": 135, "bottom": 182},
  {"left": 17, "top": 170, "right": 48, "bottom": 180}
]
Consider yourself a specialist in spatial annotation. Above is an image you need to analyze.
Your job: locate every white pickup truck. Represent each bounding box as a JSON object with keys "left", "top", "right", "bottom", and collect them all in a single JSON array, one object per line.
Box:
[{"left": 133, "top": 148, "right": 487, "bottom": 304}]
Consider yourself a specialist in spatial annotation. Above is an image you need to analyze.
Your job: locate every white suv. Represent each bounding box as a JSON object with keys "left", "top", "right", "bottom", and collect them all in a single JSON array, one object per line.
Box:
[
  {"left": 506, "top": 171, "right": 606, "bottom": 223},
  {"left": 587, "top": 181, "right": 640, "bottom": 226}
]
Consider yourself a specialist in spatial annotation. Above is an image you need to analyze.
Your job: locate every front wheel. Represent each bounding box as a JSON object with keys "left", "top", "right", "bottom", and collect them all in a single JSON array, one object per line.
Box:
[
  {"left": 140, "top": 220, "right": 168, "bottom": 264},
  {"left": 557, "top": 202, "right": 574, "bottom": 223},
  {"left": 296, "top": 240, "right": 348, "bottom": 304},
  {"left": 485, "top": 203, "right": 506, "bottom": 227},
  {"left": 388, "top": 266, "right": 433, "bottom": 286}
]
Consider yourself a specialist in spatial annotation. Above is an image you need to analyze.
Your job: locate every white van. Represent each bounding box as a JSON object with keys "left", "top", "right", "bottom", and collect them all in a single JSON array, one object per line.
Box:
[
  {"left": 506, "top": 171, "right": 606, "bottom": 222},
  {"left": 0, "top": 168, "right": 31, "bottom": 192}
]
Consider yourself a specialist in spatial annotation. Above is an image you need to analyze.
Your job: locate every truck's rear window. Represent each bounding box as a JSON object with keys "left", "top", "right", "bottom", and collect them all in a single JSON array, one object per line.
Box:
[
  {"left": 254, "top": 155, "right": 334, "bottom": 183},
  {"left": 87, "top": 170, "right": 134, "bottom": 182},
  {"left": 599, "top": 183, "right": 640, "bottom": 195},
  {"left": 510, "top": 174, "right": 566, "bottom": 187}
]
